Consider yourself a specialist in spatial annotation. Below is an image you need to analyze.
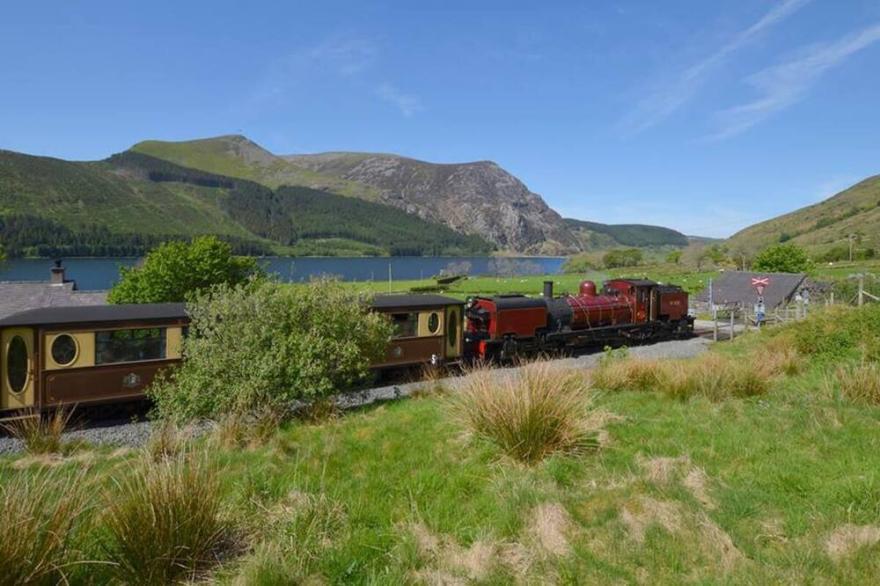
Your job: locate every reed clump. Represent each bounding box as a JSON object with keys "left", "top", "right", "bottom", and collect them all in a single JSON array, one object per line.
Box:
[
  {"left": 2, "top": 407, "right": 77, "bottom": 455},
  {"left": 453, "top": 361, "right": 597, "bottom": 464},
  {"left": 0, "top": 470, "right": 90, "bottom": 585},
  {"left": 100, "top": 452, "right": 233, "bottom": 585},
  {"left": 827, "top": 362, "right": 880, "bottom": 405}
]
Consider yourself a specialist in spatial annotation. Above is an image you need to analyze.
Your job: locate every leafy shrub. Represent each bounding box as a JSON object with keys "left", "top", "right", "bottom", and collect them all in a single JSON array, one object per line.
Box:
[
  {"left": 602, "top": 248, "right": 644, "bottom": 268},
  {"left": 100, "top": 453, "right": 232, "bottom": 585},
  {"left": 562, "top": 253, "right": 600, "bottom": 273},
  {"left": 0, "top": 471, "right": 90, "bottom": 585},
  {"left": 453, "top": 361, "right": 598, "bottom": 464},
  {"left": 752, "top": 243, "right": 813, "bottom": 273},
  {"left": 149, "top": 279, "right": 393, "bottom": 420},
  {"left": 108, "top": 235, "right": 261, "bottom": 304},
  {"left": 785, "top": 305, "right": 880, "bottom": 360}
]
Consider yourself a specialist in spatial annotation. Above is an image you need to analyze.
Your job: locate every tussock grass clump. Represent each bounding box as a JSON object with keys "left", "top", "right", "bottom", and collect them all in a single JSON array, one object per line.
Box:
[
  {"left": 827, "top": 363, "right": 880, "bottom": 405},
  {"left": 590, "top": 354, "right": 770, "bottom": 400},
  {"left": 664, "top": 354, "right": 769, "bottom": 401},
  {"left": 211, "top": 408, "right": 281, "bottom": 449},
  {"left": 453, "top": 361, "right": 597, "bottom": 464},
  {"left": 591, "top": 358, "right": 663, "bottom": 392},
  {"left": 0, "top": 471, "right": 90, "bottom": 585},
  {"left": 2, "top": 407, "right": 76, "bottom": 455},
  {"left": 236, "top": 490, "right": 347, "bottom": 583},
  {"left": 755, "top": 335, "right": 804, "bottom": 378},
  {"left": 100, "top": 453, "right": 233, "bottom": 585}
]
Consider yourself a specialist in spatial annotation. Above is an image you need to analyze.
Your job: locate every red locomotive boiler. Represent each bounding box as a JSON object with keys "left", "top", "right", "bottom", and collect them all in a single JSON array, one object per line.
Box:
[{"left": 464, "top": 278, "right": 693, "bottom": 361}]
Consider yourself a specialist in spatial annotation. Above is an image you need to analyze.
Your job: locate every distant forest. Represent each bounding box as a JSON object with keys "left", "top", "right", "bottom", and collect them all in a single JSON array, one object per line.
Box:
[{"left": 0, "top": 151, "right": 493, "bottom": 258}]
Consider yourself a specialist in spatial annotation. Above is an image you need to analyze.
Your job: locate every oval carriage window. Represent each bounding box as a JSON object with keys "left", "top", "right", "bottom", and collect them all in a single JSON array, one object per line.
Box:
[
  {"left": 7, "top": 336, "right": 28, "bottom": 394},
  {"left": 428, "top": 312, "right": 440, "bottom": 334},
  {"left": 447, "top": 310, "right": 458, "bottom": 346},
  {"left": 51, "top": 334, "right": 78, "bottom": 366}
]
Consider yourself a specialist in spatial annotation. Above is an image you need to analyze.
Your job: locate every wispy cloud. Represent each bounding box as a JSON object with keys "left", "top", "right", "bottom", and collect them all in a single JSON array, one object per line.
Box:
[
  {"left": 622, "top": 0, "right": 810, "bottom": 134},
  {"left": 246, "top": 35, "right": 422, "bottom": 118},
  {"left": 711, "top": 22, "right": 880, "bottom": 139},
  {"left": 375, "top": 82, "right": 422, "bottom": 117},
  {"left": 304, "top": 36, "right": 377, "bottom": 76}
]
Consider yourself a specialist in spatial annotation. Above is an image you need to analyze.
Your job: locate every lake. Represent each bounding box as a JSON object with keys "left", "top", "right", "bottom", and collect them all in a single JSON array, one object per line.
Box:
[{"left": 0, "top": 256, "right": 566, "bottom": 291}]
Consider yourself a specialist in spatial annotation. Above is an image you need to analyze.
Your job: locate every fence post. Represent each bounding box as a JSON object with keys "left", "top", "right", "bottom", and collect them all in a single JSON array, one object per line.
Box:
[
  {"left": 729, "top": 308, "right": 735, "bottom": 341},
  {"left": 859, "top": 274, "right": 865, "bottom": 307}
]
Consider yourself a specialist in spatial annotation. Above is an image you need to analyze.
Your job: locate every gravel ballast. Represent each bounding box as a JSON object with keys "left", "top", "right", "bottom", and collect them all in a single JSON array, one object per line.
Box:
[{"left": 0, "top": 337, "right": 711, "bottom": 456}]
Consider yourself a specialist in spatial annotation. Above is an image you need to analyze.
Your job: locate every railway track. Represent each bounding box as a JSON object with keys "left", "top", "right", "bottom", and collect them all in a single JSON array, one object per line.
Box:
[{"left": 0, "top": 337, "right": 711, "bottom": 455}]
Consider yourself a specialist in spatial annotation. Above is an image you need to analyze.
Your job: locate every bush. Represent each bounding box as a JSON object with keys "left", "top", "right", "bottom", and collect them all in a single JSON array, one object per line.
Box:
[
  {"left": 752, "top": 243, "right": 813, "bottom": 273},
  {"left": 149, "top": 279, "right": 393, "bottom": 420},
  {"left": 0, "top": 471, "right": 90, "bottom": 585},
  {"left": 108, "top": 235, "right": 261, "bottom": 304},
  {"left": 602, "top": 248, "right": 643, "bottom": 268},
  {"left": 100, "top": 453, "right": 231, "bottom": 585},
  {"left": 562, "top": 253, "right": 599, "bottom": 273},
  {"left": 785, "top": 305, "right": 880, "bottom": 360},
  {"left": 452, "top": 361, "right": 598, "bottom": 464}
]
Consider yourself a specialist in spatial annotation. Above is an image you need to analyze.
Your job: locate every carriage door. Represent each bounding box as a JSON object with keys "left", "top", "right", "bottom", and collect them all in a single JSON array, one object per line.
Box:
[
  {"left": 445, "top": 306, "right": 462, "bottom": 359},
  {"left": 1, "top": 328, "right": 35, "bottom": 410}
]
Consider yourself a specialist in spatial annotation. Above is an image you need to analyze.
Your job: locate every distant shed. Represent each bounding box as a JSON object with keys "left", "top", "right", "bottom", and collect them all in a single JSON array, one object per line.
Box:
[{"left": 694, "top": 271, "right": 810, "bottom": 310}]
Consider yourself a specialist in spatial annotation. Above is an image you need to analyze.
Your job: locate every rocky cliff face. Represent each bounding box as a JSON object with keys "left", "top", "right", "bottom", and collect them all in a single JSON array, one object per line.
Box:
[{"left": 285, "top": 152, "right": 580, "bottom": 254}]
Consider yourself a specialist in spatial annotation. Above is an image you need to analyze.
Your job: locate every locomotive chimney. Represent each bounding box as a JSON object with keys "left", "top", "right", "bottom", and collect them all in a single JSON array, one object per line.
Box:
[{"left": 543, "top": 280, "right": 554, "bottom": 298}]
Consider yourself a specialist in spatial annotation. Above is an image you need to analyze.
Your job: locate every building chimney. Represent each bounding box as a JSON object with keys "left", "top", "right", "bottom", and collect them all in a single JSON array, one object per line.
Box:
[
  {"left": 50, "top": 259, "right": 66, "bottom": 285},
  {"left": 543, "top": 280, "right": 554, "bottom": 299}
]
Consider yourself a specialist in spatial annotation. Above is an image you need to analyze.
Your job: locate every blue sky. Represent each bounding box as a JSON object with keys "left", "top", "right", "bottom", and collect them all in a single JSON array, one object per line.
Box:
[{"left": 2, "top": 1, "right": 880, "bottom": 237}]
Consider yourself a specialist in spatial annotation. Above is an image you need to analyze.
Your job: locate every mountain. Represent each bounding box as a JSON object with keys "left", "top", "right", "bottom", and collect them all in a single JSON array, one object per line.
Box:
[
  {"left": 727, "top": 175, "right": 880, "bottom": 258},
  {"left": 133, "top": 136, "right": 580, "bottom": 254},
  {"left": 0, "top": 149, "right": 492, "bottom": 257},
  {"left": 562, "top": 218, "right": 689, "bottom": 249}
]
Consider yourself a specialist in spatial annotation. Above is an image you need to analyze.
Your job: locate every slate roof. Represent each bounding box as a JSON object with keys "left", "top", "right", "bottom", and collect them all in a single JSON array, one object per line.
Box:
[
  {"left": 0, "top": 303, "right": 187, "bottom": 327},
  {"left": 695, "top": 271, "right": 807, "bottom": 310},
  {"left": 0, "top": 281, "right": 108, "bottom": 321},
  {"left": 371, "top": 294, "right": 463, "bottom": 310}
]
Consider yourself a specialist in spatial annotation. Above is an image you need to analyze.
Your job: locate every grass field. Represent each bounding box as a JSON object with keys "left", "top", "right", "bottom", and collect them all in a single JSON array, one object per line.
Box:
[
  {"left": 346, "top": 259, "right": 880, "bottom": 300},
  {"left": 3, "top": 305, "right": 880, "bottom": 584}
]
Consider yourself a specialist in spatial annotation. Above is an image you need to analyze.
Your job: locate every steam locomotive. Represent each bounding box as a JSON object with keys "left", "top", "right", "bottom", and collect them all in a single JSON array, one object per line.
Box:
[
  {"left": 464, "top": 278, "right": 693, "bottom": 361},
  {"left": 0, "top": 277, "right": 692, "bottom": 418}
]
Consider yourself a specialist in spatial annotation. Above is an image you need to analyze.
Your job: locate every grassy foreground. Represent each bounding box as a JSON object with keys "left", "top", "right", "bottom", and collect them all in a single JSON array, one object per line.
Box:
[{"left": 3, "top": 308, "right": 880, "bottom": 583}]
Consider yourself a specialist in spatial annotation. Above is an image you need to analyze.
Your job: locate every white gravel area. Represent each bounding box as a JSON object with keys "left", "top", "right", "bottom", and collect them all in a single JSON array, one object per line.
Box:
[{"left": 0, "top": 337, "right": 711, "bottom": 456}]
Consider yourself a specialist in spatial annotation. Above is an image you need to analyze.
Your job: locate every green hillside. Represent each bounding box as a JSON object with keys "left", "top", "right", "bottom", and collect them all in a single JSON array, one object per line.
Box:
[
  {"left": 563, "top": 218, "right": 690, "bottom": 249},
  {"left": 727, "top": 175, "right": 880, "bottom": 258},
  {"left": 131, "top": 135, "right": 382, "bottom": 200},
  {"left": 0, "top": 149, "right": 492, "bottom": 258}
]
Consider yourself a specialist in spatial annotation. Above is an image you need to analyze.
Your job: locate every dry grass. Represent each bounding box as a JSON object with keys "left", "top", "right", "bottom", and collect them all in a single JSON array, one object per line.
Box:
[
  {"left": 664, "top": 354, "right": 769, "bottom": 401},
  {"left": 0, "top": 470, "right": 91, "bottom": 585},
  {"left": 211, "top": 408, "right": 281, "bottom": 449},
  {"left": 755, "top": 335, "right": 804, "bottom": 378},
  {"left": 824, "top": 524, "right": 880, "bottom": 561},
  {"left": 827, "top": 362, "right": 880, "bottom": 405},
  {"left": 2, "top": 407, "right": 77, "bottom": 455},
  {"left": 452, "top": 361, "right": 598, "bottom": 464},
  {"left": 591, "top": 354, "right": 770, "bottom": 401},
  {"left": 100, "top": 452, "right": 233, "bottom": 585},
  {"left": 591, "top": 358, "right": 663, "bottom": 392}
]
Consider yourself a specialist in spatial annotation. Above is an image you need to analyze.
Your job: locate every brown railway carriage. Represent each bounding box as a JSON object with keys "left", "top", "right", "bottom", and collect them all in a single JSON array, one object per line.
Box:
[
  {"left": 371, "top": 294, "right": 464, "bottom": 369},
  {"left": 0, "top": 304, "right": 187, "bottom": 417}
]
